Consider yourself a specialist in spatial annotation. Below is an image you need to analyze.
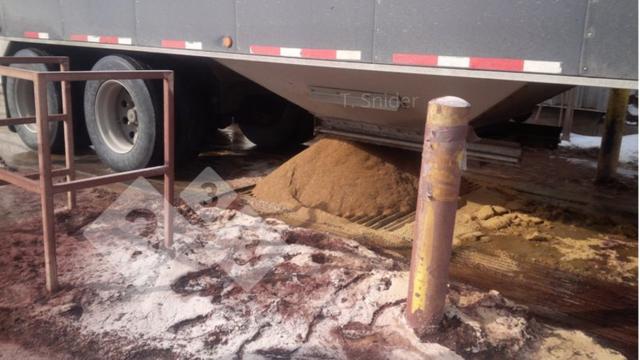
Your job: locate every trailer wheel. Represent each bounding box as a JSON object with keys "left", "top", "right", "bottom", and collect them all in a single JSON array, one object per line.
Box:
[
  {"left": 293, "top": 105, "right": 315, "bottom": 144},
  {"left": 5, "top": 48, "right": 64, "bottom": 152},
  {"left": 173, "top": 73, "right": 207, "bottom": 161},
  {"left": 84, "top": 55, "right": 162, "bottom": 171},
  {"left": 237, "top": 96, "right": 314, "bottom": 148}
]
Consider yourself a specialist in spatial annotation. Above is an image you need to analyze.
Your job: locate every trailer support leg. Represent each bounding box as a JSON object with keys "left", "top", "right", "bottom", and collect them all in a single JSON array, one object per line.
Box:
[
  {"left": 406, "top": 96, "right": 471, "bottom": 334},
  {"left": 596, "top": 88, "right": 630, "bottom": 183},
  {"left": 561, "top": 88, "right": 576, "bottom": 141}
]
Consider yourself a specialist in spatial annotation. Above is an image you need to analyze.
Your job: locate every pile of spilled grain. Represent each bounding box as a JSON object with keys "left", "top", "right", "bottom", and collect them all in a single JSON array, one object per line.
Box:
[{"left": 253, "top": 138, "right": 421, "bottom": 218}]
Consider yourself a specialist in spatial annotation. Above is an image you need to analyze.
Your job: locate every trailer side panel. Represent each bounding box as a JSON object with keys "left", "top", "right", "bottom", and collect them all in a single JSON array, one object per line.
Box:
[{"left": 580, "top": 0, "right": 638, "bottom": 79}]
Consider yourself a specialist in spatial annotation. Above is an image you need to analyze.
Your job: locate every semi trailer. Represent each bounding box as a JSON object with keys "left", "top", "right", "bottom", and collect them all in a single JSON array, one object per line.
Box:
[{"left": 0, "top": 0, "right": 637, "bottom": 171}]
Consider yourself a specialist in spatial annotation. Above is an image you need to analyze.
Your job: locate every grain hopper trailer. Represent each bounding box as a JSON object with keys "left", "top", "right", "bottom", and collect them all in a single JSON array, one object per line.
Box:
[{"left": 0, "top": 0, "right": 636, "bottom": 171}]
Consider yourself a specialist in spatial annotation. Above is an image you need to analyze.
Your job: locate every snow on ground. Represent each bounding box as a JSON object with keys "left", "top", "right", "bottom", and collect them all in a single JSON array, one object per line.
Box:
[
  {"left": 563, "top": 157, "right": 638, "bottom": 178},
  {"left": 561, "top": 133, "right": 638, "bottom": 164}
]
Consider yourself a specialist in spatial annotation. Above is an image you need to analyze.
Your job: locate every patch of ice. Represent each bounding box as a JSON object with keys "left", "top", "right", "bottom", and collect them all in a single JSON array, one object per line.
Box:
[
  {"left": 564, "top": 157, "right": 637, "bottom": 178},
  {"left": 560, "top": 133, "right": 638, "bottom": 163}
]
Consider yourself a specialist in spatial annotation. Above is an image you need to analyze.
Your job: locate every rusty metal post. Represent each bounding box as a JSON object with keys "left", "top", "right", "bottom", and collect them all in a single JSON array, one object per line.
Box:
[
  {"left": 163, "top": 73, "right": 175, "bottom": 248},
  {"left": 561, "top": 87, "right": 576, "bottom": 141},
  {"left": 60, "top": 60, "right": 76, "bottom": 209},
  {"left": 407, "top": 96, "right": 471, "bottom": 334},
  {"left": 34, "top": 75, "right": 59, "bottom": 293},
  {"left": 596, "top": 88, "right": 631, "bottom": 183}
]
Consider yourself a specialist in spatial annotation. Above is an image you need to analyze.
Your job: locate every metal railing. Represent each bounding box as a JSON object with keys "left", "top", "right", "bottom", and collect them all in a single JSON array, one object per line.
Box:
[{"left": 0, "top": 56, "right": 175, "bottom": 293}]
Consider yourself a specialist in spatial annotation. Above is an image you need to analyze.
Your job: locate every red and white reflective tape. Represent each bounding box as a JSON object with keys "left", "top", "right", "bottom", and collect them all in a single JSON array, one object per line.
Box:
[
  {"left": 392, "top": 53, "right": 562, "bottom": 74},
  {"left": 70, "top": 34, "right": 132, "bottom": 45},
  {"left": 250, "top": 45, "right": 362, "bottom": 61},
  {"left": 24, "top": 32, "right": 50, "bottom": 40},
  {"left": 161, "top": 40, "right": 203, "bottom": 50}
]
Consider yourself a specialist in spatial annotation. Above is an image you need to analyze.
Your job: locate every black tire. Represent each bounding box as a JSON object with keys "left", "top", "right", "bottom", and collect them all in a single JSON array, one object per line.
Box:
[
  {"left": 5, "top": 48, "right": 64, "bottom": 152},
  {"left": 237, "top": 96, "right": 314, "bottom": 148},
  {"left": 84, "top": 55, "right": 162, "bottom": 171},
  {"left": 290, "top": 104, "right": 315, "bottom": 144},
  {"left": 70, "top": 79, "right": 93, "bottom": 150}
]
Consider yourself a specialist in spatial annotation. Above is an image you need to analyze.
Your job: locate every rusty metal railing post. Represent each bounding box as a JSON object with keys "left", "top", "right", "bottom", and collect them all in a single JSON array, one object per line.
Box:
[
  {"left": 34, "top": 74, "right": 59, "bottom": 293},
  {"left": 60, "top": 59, "right": 76, "bottom": 210},
  {"left": 163, "top": 72, "right": 175, "bottom": 248},
  {"left": 406, "top": 96, "right": 471, "bottom": 334}
]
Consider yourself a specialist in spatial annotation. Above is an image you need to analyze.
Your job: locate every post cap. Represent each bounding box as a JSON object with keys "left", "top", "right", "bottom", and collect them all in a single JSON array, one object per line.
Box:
[
  {"left": 426, "top": 96, "right": 471, "bottom": 127},
  {"left": 429, "top": 96, "right": 471, "bottom": 108}
]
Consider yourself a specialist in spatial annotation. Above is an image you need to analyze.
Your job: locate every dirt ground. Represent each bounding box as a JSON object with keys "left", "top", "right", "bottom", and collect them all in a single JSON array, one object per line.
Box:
[
  {"left": 0, "top": 108, "right": 637, "bottom": 358},
  {"left": 248, "top": 137, "right": 637, "bottom": 288},
  {"left": 244, "top": 137, "right": 638, "bottom": 357},
  {"left": 0, "top": 184, "right": 629, "bottom": 359}
]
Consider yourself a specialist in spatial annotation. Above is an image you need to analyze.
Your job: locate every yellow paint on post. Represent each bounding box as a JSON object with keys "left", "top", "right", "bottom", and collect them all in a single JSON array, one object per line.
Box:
[{"left": 411, "top": 205, "right": 434, "bottom": 313}]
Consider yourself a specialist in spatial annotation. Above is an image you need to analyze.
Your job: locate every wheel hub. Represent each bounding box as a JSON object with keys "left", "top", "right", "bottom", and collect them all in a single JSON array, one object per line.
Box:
[
  {"left": 14, "top": 78, "right": 37, "bottom": 133},
  {"left": 95, "top": 80, "right": 138, "bottom": 154},
  {"left": 127, "top": 109, "right": 137, "bottom": 124}
]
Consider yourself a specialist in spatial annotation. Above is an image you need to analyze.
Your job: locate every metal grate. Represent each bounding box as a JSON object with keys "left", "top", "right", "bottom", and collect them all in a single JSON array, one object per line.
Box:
[
  {"left": 345, "top": 177, "right": 480, "bottom": 231},
  {"left": 243, "top": 178, "right": 479, "bottom": 233},
  {"left": 344, "top": 211, "right": 413, "bottom": 231}
]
